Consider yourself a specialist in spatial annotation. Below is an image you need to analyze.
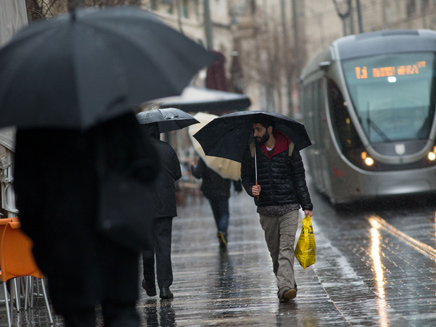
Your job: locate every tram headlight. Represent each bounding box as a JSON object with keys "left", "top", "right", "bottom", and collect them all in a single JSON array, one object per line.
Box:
[
  {"left": 361, "top": 152, "right": 374, "bottom": 166},
  {"left": 428, "top": 146, "right": 436, "bottom": 161},
  {"left": 364, "top": 157, "right": 374, "bottom": 166}
]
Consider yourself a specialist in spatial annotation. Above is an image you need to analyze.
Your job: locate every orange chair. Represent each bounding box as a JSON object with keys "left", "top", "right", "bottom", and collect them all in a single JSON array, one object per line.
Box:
[
  {"left": 0, "top": 221, "right": 53, "bottom": 326},
  {"left": 0, "top": 218, "right": 15, "bottom": 241},
  {"left": 0, "top": 218, "right": 20, "bottom": 240}
]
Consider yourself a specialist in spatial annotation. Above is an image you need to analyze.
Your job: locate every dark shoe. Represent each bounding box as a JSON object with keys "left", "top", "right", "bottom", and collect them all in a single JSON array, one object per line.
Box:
[
  {"left": 217, "top": 231, "right": 227, "bottom": 249},
  {"left": 142, "top": 279, "right": 156, "bottom": 297},
  {"left": 160, "top": 287, "right": 174, "bottom": 299},
  {"left": 280, "top": 289, "right": 297, "bottom": 303}
]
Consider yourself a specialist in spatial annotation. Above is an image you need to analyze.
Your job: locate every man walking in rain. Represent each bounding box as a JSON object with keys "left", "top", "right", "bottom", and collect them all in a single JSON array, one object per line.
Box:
[
  {"left": 141, "top": 123, "right": 181, "bottom": 299},
  {"left": 191, "top": 158, "right": 242, "bottom": 249},
  {"left": 240, "top": 117, "right": 313, "bottom": 303}
]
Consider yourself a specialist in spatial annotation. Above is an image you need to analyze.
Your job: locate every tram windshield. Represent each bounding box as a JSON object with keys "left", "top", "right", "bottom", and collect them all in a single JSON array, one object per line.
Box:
[{"left": 342, "top": 53, "right": 436, "bottom": 143}]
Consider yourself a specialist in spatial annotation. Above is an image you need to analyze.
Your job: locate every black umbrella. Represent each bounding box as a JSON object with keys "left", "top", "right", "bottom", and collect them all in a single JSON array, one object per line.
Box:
[
  {"left": 136, "top": 108, "right": 199, "bottom": 133},
  {"left": 193, "top": 111, "right": 312, "bottom": 163},
  {"left": 0, "top": 6, "right": 215, "bottom": 129},
  {"left": 156, "top": 86, "right": 251, "bottom": 113}
]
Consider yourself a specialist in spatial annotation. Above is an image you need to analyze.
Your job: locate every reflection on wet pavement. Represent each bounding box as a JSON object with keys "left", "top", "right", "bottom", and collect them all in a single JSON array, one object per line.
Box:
[
  {"left": 313, "top": 192, "right": 436, "bottom": 327},
  {"left": 3, "top": 187, "right": 436, "bottom": 326},
  {"left": 139, "top": 192, "right": 348, "bottom": 326},
  {"left": 370, "top": 223, "right": 388, "bottom": 327},
  {"left": 140, "top": 299, "right": 175, "bottom": 327}
]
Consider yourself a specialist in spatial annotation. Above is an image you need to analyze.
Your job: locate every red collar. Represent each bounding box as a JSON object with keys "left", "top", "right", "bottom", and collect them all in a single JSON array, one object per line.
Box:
[{"left": 260, "top": 130, "right": 290, "bottom": 158}]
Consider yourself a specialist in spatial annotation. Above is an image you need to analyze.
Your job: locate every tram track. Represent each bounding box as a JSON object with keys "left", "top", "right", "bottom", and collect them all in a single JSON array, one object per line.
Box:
[{"left": 368, "top": 215, "right": 436, "bottom": 261}]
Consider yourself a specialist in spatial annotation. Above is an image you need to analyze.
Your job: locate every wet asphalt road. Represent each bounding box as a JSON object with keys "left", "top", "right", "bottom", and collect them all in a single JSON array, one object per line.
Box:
[{"left": 2, "top": 179, "right": 436, "bottom": 326}]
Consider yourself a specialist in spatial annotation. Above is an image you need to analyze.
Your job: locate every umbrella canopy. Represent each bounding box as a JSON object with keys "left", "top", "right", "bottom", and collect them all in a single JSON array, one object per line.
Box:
[
  {"left": 193, "top": 111, "right": 312, "bottom": 163},
  {"left": 155, "top": 86, "right": 251, "bottom": 113},
  {"left": 136, "top": 108, "right": 199, "bottom": 133},
  {"left": 188, "top": 112, "right": 241, "bottom": 181},
  {"left": 0, "top": 6, "right": 215, "bottom": 129}
]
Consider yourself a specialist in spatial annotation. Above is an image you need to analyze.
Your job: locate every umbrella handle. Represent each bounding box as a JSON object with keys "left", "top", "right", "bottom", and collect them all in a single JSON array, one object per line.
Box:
[{"left": 255, "top": 181, "right": 259, "bottom": 200}]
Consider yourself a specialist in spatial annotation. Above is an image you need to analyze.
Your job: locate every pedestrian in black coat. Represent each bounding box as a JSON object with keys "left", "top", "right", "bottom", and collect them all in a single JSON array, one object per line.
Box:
[
  {"left": 141, "top": 123, "right": 182, "bottom": 299},
  {"left": 191, "top": 158, "right": 242, "bottom": 249},
  {"left": 13, "top": 113, "right": 159, "bottom": 327}
]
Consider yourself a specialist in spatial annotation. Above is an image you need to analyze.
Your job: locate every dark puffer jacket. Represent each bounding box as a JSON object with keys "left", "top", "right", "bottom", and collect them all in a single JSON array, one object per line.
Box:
[{"left": 241, "top": 133, "right": 313, "bottom": 211}]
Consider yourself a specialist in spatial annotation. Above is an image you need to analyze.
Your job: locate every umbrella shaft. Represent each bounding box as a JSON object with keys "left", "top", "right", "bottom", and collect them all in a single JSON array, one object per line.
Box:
[
  {"left": 254, "top": 148, "right": 259, "bottom": 200},
  {"left": 254, "top": 146, "right": 258, "bottom": 182}
]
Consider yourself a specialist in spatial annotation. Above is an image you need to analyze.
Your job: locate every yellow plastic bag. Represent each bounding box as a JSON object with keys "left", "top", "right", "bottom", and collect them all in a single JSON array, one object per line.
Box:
[{"left": 295, "top": 215, "right": 316, "bottom": 269}]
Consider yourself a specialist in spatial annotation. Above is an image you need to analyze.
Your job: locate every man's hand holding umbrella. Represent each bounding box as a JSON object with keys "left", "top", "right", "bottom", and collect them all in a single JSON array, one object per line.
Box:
[{"left": 252, "top": 184, "right": 261, "bottom": 197}]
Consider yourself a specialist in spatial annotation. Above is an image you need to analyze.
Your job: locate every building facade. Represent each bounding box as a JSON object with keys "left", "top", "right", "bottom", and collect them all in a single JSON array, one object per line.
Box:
[
  {"left": 303, "top": 0, "right": 436, "bottom": 64},
  {"left": 142, "top": 0, "right": 302, "bottom": 116},
  {"left": 19, "top": 0, "right": 436, "bottom": 117}
]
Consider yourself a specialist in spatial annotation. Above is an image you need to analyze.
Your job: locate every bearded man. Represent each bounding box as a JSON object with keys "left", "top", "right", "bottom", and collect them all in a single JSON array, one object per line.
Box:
[{"left": 240, "top": 117, "right": 313, "bottom": 303}]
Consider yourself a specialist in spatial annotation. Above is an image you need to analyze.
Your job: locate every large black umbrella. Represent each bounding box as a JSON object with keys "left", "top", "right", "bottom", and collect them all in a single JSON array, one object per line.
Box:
[
  {"left": 136, "top": 108, "right": 199, "bottom": 133},
  {"left": 193, "top": 111, "right": 312, "bottom": 163},
  {"left": 156, "top": 86, "right": 251, "bottom": 113},
  {"left": 0, "top": 6, "right": 215, "bottom": 129}
]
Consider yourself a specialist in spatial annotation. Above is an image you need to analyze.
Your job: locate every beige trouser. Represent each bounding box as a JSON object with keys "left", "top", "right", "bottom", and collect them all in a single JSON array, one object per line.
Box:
[{"left": 259, "top": 210, "right": 300, "bottom": 299}]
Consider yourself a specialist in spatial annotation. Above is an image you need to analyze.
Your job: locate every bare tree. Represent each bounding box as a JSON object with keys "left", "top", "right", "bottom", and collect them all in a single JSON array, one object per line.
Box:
[
  {"left": 82, "top": 0, "right": 141, "bottom": 6},
  {"left": 240, "top": 3, "right": 296, "bottom": 114},
  {"left": 25, "top": 0, "right": 141, "bottom": 21},
  {"left": 25, "top": 0, "right": 63, "bottom": 21}
]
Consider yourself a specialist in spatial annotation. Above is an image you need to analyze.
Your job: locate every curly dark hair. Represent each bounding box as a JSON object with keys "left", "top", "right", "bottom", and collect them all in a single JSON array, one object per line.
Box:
[{"left": 252, "top": 116, "right": 275, "bottom": 129}]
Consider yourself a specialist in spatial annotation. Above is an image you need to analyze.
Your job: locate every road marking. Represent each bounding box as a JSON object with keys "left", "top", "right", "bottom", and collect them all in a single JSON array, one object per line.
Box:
[{"left": 368, "top": 215, "right": 436, "bottom": 260}]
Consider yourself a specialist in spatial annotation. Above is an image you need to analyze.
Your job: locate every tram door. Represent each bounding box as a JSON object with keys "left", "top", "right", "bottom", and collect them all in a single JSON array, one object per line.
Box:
[
  {"left": 304, "top": 81, "right": 327, "bottom": 193},
  {"left": 313, "top": 80, "right": 327, "bottom": 193}
]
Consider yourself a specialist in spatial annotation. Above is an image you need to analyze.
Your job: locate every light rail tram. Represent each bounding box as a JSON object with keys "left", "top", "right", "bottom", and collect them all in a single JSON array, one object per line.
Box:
[{"left": 299, "top": 29, "right": 436, "bottom": 204}]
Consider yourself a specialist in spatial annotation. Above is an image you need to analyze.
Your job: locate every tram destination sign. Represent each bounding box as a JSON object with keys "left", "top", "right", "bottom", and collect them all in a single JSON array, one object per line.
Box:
[{"left": 354, "top": 61, "right": 427, "bottom": 80}]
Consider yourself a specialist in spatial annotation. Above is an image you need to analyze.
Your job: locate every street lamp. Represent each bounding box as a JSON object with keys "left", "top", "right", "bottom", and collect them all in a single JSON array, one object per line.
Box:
[
  {"left": 332, "top": 0, "right": 351, "bottom": 36},
  {"left": 356, "top": 0, "right": 363, "bottom": 33},
  {"left": 204, "top": 0, "right": 214, "bottom": 50}
]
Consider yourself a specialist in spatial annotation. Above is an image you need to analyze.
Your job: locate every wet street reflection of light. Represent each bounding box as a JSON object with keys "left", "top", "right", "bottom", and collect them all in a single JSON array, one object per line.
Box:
[
  {"left": 368, "top": 217, "right": 388, "bottom": 327},
  {"left": 369, "top": 215, "right": 436, "bottom": 260}
]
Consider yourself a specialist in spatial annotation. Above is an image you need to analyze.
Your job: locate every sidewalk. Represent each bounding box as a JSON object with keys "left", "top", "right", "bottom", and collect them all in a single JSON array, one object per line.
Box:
[
  {"left": 0, "top": 188, "right": 401, "bottom": 326},
  {"left": 1, "top": 191, "right": 330, "bottom": 327},
  {"left": 137, "top": 191, "right": 344, "bottom": 326}
]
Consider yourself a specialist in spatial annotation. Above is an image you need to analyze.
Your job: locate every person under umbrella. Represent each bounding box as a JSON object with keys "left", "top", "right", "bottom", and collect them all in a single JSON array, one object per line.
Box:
[
  {"left": 243, "top": 116, "right": 313, "bottom": 303},
  {"left": 190, "top": 158, "right": 242, "bottom": 249},
  {"left": 14, "top": 112, "right": 159, "bottom": 327},
  {"left": 136, "top": 108, "right": 198, "bottom": 299},
  {"left": 4, "top": 6, "right": 215, "bottom": 327},
  {"left": 193, "top": 111, "right": 313, "bottom": 303},
  {"left": 139, "top": 123, "right": 181, "bottom": 299},
  {"left": 188, "top": 112, "right": 242, "bottom": 249}
]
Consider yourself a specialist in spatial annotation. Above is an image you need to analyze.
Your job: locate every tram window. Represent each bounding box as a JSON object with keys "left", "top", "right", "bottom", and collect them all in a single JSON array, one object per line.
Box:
[
  {"left": 304, "top": 84, "right": 314, "bottom": 135},
  {"left": 342, "top": 53, "right": 436, "bottom": 143},
  {"left": 327, "top": 79, "right": 362, "bottom": 152},
  {"left": 314, "top": 80, "right": 324, "bottom": 147}
]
